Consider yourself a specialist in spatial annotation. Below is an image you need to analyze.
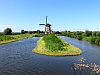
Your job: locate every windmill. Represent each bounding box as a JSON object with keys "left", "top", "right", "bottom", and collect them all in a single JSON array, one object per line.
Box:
[{"left": 39, "top": 16, "right": 52, "bottom": 34}]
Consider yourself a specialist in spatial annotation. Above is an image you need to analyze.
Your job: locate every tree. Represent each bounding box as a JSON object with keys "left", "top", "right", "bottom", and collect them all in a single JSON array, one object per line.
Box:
[
  {"left": 92, "top": 32, "right": 96, "bottom": 36},
  {"left": 37, "top": 30, "right": 41, "bottom": 34},
  {"left": 96, "top": 32, "right": 100, "bottom": 37},
  {"left": 21, "top": 30, "right": 25, "bottom": 34},
  {"left": 76, "top": 31, "right": 83, "bottom": 35},
  {"left": 28, "top": 31, "right": 33, "bottom": 34},
  {"left": 85, "top": 30, "right": 92, "bottom": 37},
  {"left": 4, "top": 28, "right": 12, "bottom": 35},
  {"left": 55, "top": 31, "right": 61, "bottom": 34}
]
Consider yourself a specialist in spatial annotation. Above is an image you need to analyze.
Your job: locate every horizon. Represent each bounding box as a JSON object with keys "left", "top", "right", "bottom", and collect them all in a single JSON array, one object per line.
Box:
[{"left": 0, "top": 0, "right": 100, "bottom": 32}]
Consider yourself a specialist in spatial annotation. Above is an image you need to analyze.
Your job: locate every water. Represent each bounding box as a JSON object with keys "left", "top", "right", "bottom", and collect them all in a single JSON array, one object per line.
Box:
[{"left": 0, "top": 36, "right": 100, "bottom": 75}]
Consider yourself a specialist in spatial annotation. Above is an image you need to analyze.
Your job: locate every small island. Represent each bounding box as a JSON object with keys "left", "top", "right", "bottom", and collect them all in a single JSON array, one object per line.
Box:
[{"left": 33, "top": 34, "right": 82, "bottom": 56}]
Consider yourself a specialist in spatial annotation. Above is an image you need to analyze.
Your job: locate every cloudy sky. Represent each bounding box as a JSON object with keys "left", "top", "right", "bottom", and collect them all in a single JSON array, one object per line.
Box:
[{"left": 0, "top": 0, "right": 100, "bottom": 32}]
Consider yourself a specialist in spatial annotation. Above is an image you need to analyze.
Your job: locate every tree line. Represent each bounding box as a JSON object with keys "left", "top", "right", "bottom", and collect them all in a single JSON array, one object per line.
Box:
[
  {"left": 1, "top": 28, "right": 100, "bottom": 45},
  {"left": 0, "top": 28, "right": 44, "bottom": 35}
]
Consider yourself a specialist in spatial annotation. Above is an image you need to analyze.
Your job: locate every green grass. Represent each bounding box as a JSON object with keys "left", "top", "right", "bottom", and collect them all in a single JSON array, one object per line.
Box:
[
  {"left": 43, "top": 34, "right": 69, "bottom": 52},
  {"left": 83, "top": 36, "right": 100, "bottom": 45},
  {"left": 33, "top": 34, "right": 82, "bottom": 56},
  {"left": 83, "top": 36, "right": 91, "bottom": 42},
  {"left": 0, "top": 33, "right": 43, "bottom": 44}
]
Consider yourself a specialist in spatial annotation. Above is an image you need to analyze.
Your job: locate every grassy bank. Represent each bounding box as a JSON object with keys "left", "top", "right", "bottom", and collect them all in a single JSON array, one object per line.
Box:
[
  {"left": 60, "top": 31, "right": 100, "bottom": 46},
  {"left": 83, "top": 36, "right": 100, "bottom": 45},
  {"left": 33, "top": 34, "right": 82, "bottom": 56},
  {"left": 0, "top": 33, "right": 43, "bottom": 44}
]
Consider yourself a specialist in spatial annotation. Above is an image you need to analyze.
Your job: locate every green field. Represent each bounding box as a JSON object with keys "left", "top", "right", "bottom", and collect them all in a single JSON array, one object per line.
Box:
[
  {"left": 33, "top": 34, "right": 82, "bottom": 56},
  {"left": 0, "top": 33, "right": 43, "bottom": 44}
]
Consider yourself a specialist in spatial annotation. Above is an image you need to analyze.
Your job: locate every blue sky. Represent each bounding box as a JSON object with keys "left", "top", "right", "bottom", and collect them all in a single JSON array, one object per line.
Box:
[{"left": 0, "top": 0, "right": 100, "bottom": 32}]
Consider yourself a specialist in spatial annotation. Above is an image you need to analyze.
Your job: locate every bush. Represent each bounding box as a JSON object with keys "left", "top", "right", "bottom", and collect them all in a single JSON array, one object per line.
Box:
[
  {"left": 95, "top": 38, "right": 100, "bottom": 45},
  {"left": 76, "top": 31, "right": 83, "bottom": 35},
  {"left": 37, "top": 30, "right": 41, "bottom": 34},
  {"left": 92, "top": 32, "right": 96, "bottom": 36},
  {"left": 21, "top": 30, "right": 25, "bottom": 34},
  {"left": 28, "top": 31, "right": 33, "bottom": 34},
  {"left": 0, "top": 35, "right": 14, "bottom": 41},
  {"left": 77, "top": 35, "right": 83, "bottom": 40},
  {"left": 4, "top": 28, "right": 12, "bottom": 35},
  {"left": 85, "top": 30, "right": 92, "bottom": 37},
  {"left": 96, "top": 32, "right": 100, "bottom": 37},
  {"left": 90, "top": 37, "right": 96, "bottom": 44}
]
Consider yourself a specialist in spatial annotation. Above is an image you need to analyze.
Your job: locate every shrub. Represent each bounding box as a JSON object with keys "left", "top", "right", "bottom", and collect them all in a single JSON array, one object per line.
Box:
[
  {"left": 85, "top": 30, "right": 92, "bottom": 37},
  {"left": 90, "top": 37, "right": 96, "bottom": 44},
  {"left": 77, "top": 35, "right": 83, "bottom": 40},
  {"left": 21, "top": 30, "right": 25, "bottom": 34},
  {"left": 76, "top": 31, "right": 83, "bottom": 35},
  {"left": 28, "top": 31, "right": 33, "bottom": 34},
  {"left": 95, "top": 38, "right": 100, "bottom": 45},
  {"left": 96, "top": 32, "right": 100, "bottom": 37},
  {"left": 92, "top": 32, "right": 96, "bottom": 36},
  {"left": 0, "top": 35, "right": 14, "bottom": 41}
]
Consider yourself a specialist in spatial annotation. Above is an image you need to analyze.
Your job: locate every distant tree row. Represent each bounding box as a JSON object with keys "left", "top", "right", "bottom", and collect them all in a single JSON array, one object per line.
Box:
[
  {"left": 21, "top": 30, "right": 44, "bottom": 34},
  {"left": 1, "top": 28, "right": 45, "bottom": 35}
]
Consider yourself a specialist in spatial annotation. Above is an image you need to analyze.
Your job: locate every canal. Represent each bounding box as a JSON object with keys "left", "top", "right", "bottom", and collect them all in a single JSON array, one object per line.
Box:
[{"left": 0, "top": 36, "right": 100, "bottom": 75}]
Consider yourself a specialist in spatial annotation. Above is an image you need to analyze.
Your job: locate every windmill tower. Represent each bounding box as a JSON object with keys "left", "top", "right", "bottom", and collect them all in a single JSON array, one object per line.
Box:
[{"left": 39, "top": 16, "right": 52, "bottom": 34}]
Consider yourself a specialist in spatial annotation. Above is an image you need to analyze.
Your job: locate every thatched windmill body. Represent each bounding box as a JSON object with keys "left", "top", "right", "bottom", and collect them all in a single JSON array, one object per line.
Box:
[{"left": 39, "top": 16, "right": 52, "bottom": 34}]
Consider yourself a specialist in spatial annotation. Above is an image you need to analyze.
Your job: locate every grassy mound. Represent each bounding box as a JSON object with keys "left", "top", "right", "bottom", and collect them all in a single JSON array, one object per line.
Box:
[{"left": 33, "top": 34, "right": 82, "bottom": 56}]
